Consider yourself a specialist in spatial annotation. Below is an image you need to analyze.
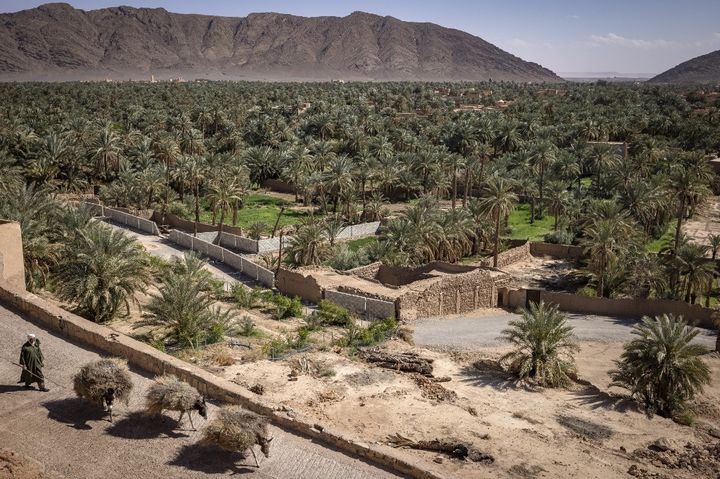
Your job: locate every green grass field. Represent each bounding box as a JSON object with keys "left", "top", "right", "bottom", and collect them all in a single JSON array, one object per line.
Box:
[
  {"left": 646, "top": 221, "right": 676, "bottom": 253},
  {"left": 196, "top": 194, "right": 318, "bottom": 230},
  {"left": 345, "top": 236, "right": 377, "bottom": 252},
  {"left": 507, "top": 203, "right": 555, "bottom": 240}
]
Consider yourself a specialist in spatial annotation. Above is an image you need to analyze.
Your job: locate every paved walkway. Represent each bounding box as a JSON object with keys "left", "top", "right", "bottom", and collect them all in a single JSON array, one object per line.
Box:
[
  {"left": 104, "top": 222, "right": 256, "bottom": 287},
  {"left": 413, "top": 310, "right": 717, "bottom": 350},
  {"left": 0, "top": 305, "right": 403, "bottom": 479}
]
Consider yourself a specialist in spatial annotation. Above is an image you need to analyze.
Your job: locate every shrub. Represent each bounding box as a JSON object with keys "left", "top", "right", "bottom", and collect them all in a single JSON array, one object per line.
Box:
[
  {"left": 500, "top": 301, "right": 579, "bottom": 387},
  {"left": 543, "top": 230, "right": 575, "bottom": 245},
  {"left": 247, "top": 221, "right": 268, "bottom": 240},
  {"left": 341, "top": 317, "right": 398, "bottom": 349},
  {"left": 231, "top": 284, "right": 265, "bottom": 309},
  {"left": 609, "top": 314, "right": 710, "bottom": 419},
  {"left": 326, "top": 244, "right": 370, "bottom": 271},
  {"left": 308, "top": 300, "right": 353, "bottom": 327},
  {"left": 237, "top": 316, "right": 257, "bottom": 337},
  {"left": 267, "top": 293, "right": 303, "bottom": 320}
]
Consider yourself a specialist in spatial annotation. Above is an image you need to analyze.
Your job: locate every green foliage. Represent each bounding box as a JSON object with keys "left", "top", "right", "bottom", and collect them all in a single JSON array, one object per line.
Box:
[
  {"left": 326, "top": 243, "right": 370, "bottom": 270},
  {"left": 231, "top": 283, "right": 266, "bottom": 309},
  {"left": 237, "top": 315, "right": 258, "bottom": 337},
  {"left": 500, "top": 301, "right": 579, "bottom": 387},
  {"left": 54, "top": 222, "right": 150, "bottom": 323},
  {"left": 341, "top": 317, "right": 398, "bottom": 349},
  {"left": 507, "top": 203, "right": 554, "bottom": 240},
  {"left": 265, "top": 293, "right": 303, "bottom": 320},
  {"left": 263, "top": 329, "right": 311, "bottom": 359},
  {"left": 610, "top": 314, "right": 711, "bottom": 419},
  {"left": 543, "top": 230, "right": 575, "bottom": 245},
  {"left": 143, "top": 253, "right": 236, "bottom": 349},
  {"left": 307, "top": 300, "right": 353, "bottom": 327}
]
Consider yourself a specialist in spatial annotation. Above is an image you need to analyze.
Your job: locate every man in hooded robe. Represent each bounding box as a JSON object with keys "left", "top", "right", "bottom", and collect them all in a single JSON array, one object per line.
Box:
[{"left": 19, "top": 333, "right": 49, "bottom": 391}]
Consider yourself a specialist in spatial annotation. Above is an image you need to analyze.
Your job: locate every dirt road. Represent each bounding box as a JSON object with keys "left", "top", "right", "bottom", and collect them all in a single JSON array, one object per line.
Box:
[
  {"left": 413, "top": 310, "right": 717, "bottom": 350},
  {"left": 0, "top": 304, "right": 403, "bottom": 479}
]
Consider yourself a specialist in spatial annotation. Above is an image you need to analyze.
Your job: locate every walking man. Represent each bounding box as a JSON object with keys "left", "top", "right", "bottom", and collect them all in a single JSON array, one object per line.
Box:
[{"left": 18, "top": 334, "right": 49, "bottom": 391}]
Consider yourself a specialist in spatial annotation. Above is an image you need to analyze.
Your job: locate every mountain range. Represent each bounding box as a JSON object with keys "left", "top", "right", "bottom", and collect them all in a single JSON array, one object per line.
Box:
[
  {"left": 649, "top": 49, "right": 720, "bottom": 84},
  {"left": 0, "top": 3, "right": 561, "bottom": 82}
]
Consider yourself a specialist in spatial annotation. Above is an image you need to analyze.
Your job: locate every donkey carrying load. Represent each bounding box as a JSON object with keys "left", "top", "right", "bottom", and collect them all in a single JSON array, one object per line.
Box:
[
  {"left": 73, "top": 358, "right": 133, "bottom": 422},
  {"left": 145, "top": 375, "right": 207, "bottom": 430},
  {"left": 203, "top": 407, "right": 273, "bottom": 467}
]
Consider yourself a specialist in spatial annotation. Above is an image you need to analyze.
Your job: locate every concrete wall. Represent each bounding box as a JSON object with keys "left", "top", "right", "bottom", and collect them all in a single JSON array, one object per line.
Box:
[
  {"left": 83, "top": 202, "right": 160, "bottom": 236},
  {"left": 324, "top": 289, "right": 396, "bottom": 320},
  {"left": 168, "top": 230, "right": 275, "bottom": 288},
  {"left": 276, "top": 268, "right": 323, "bottom": 302},
  {"left": 336, "top": 221, "right": 381, "bottom": 240},
  {"left": 0, "top": 285, "right": 442, "bottom": 479},
  {"left": 530, "top": 242, "right": 585, "bottom": 260},
  {"left": 539, "top": 291, "right": 719, "bottom": 330},
  {"left": 0, "top": 221, "right": 26, "bottom": 291}
]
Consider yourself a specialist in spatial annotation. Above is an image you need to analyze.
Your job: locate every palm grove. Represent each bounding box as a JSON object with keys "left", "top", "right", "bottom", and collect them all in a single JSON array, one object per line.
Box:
[{"left": 0, "top": 80, "right": 717, "bottom": 421}]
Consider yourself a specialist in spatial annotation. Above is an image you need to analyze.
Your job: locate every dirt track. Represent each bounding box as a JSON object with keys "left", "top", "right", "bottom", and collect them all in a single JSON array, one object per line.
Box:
[{"left": 0, "top": 304, "right": 403, "bottom": 479}]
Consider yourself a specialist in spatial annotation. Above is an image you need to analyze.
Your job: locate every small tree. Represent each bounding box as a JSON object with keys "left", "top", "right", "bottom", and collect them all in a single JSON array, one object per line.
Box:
[
  {"left": 500, "top": 301, "right": 579, "bottom": 387},
  {"left": 610, "top": 314, "right": 710, "bottom": 419}
]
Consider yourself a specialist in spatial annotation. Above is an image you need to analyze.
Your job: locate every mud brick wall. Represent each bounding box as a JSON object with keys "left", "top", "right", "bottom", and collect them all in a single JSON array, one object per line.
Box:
[
  {"left": 346, "top": 262, "right": 382, "bottom": 281},
  {"left": 530, "top": 242, "right": 585, "bottom": 260},
  {"left": 276, "top": 267, "right": 323, "bottom": 302},
  {"left": 397, "top": 269, "right": 497, "bottom": 320},
  {"left": 480, "top": 240, "right": 531, "bottom": 268}
]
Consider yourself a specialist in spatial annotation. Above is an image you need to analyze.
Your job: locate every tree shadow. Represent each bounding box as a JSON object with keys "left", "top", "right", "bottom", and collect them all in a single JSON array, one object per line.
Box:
[
  {"left": 555, "top": 414, "right": 614, "bottom": 441},
  {"left": 42, "top": 398, "right": 108, "bottom": 430},
  {"left": 105, "top": 411, "right": 190, "bottom": 439},
  {"left": 168, "top": 443, "right": 257, "bottom": 475},
  {"left": 458, "top": 359, "right": 539, "bottom": 392},
  {"left": 569, "top": 384, "right": 640, "bottom": 413}
]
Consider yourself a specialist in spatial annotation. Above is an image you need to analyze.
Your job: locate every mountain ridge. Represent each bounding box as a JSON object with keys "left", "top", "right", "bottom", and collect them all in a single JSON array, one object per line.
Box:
[
  {"left": 649, "top": 49, "right": 720, "bottom": 84},
  {"left": 0, "top": 3, "right": 561, "bottom": 82}
]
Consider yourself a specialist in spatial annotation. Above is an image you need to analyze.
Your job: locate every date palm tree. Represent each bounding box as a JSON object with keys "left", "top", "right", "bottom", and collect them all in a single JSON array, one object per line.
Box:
[
  {"left": 285, "top": 220, "right": 330, "bottom": 267},
  {"left": 610, "top": 314, "right": 710, "bottom": 418},
  {"left": 501, "top": 301, "right": 579, "bottom": 387},
  {"left": 207, "top": 177, "right": 246, "bottom": 244},
  {"left": 582, "top": 217, "right": 625, "bottom": 297},
  {"left": 54, "top": 223, "right": 150, "bottom": 323},
  {"left": 475, "top": 176, "right": 518, "bottom": 267}
]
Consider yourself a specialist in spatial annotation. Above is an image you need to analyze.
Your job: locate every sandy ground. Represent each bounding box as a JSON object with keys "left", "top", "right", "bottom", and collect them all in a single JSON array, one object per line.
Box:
[
  {"left": 683, "top": 195, "right": 720, "bottom": 254},
  {"left": 0, "top": 305, "right": 403, "bottom": 479},
  {"left": 223, "top": 335, "right": 720, "bottom": 479}
]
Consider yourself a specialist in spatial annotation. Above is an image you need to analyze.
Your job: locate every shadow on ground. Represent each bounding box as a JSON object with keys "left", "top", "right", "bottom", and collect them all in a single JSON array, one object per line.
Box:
[
  {"left": 458, "top": 359, "right": 538, "bottom": 392},
  {"left": 0, "top": 384, "right": 32, "bottom": 394},
  {"left": 168, "top": 443, "right": 258, "bottom": 474},
  {"left": 569, "top": 384, "right": 639, "bottom": 413},
  {"left": 105, "top": 411, "right": 190, "bottom": 439},
  {"left": 42, "top": 398, "right": 109, "bottom": 430}
]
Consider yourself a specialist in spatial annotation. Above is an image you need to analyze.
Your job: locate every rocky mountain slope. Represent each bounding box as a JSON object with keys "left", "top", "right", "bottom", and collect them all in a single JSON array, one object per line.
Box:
[
  {"left": 0, "top": 3, "right": 560, "bottom": 82},
  {"left": 649, "top": 49, "right": 720, "bottom": 84}
]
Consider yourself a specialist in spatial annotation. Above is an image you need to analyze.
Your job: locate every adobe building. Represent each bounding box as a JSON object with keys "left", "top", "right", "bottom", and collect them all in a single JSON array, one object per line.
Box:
[{"left": 0, "top": 220, "right": 26, "bottom": 291}]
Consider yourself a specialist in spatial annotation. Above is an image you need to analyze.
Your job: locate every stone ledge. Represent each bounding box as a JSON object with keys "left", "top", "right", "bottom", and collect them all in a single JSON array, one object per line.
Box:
[{"left": 0, "top": 284, "right": 442, "bottom": 479}]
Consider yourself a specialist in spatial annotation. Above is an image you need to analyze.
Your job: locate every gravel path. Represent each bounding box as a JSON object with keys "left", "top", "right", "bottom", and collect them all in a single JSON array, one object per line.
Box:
[
  {"left": 413, "top": 310, "right": 717, "bottom": 350},
  {"left": 0, "top": 305, "right": 403, "bottom": 479}
]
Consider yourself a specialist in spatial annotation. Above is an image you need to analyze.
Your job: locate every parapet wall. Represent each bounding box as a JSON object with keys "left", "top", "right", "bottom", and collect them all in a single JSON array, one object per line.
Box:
[
  {"left": 0, "top": 285, "right": 442, "bottom": 479},
  {"left": 530, "top": 242, "right": 585, "bottom": 260},
  {"left": 324, "top": 289, "right": 396, "bottom": 320},
  {"left": 0, "top": 220, "right": 26, "bottom": 291},
  {"left": 275, "top": 268, "right": 323, "bottom": 303}
]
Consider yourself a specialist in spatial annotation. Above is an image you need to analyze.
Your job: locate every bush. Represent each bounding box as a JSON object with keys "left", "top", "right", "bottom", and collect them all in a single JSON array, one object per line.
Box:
[
  {"left": 307, "top": 300, "right": 353, "bottom": 327},
  {"left": 267, "top": 293, "right": 303, "bottom": 320},
  {"left": 237, "top": 315, "right": 257, "bottom": 337},
  {"left": 543, "top": 230, "right": 575, "bottom": 245},
  {"left": 341, "top": 317, "right": 398, "bottom": 349},
  {"left": 326, "top": 244, "right": 370, "bottom": 271},
  {"left": 500, "top": 301, "right": 579, "bottom": 388},
  {"left": 609, "top": 314, "right": 710, "bottom": 419},
  {"left": 231, "top": 284, "right": 265, "bottom": 309}
]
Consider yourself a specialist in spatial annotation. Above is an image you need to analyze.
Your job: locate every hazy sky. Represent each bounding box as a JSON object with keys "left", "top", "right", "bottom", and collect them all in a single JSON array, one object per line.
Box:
[{"left": 5, "top": 1, "right": 720, "bottom": 75}]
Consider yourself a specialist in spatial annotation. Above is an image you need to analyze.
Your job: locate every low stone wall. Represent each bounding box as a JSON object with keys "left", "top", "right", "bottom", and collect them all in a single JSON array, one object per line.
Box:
[
  {"left": 168, "top": 230, "right": 275, "bottom": 288},
  {"left": 530, "top": 242, "right": 585, "bottom": 260},
  {"left": 83, "top": 202, "right": 160, "bottom": 235},
  {"left": 540, "top": 291, "right": 719, "bottom": 330},
  {"left": 276, "top": 268, "right": 323, "bottom": 302},
  {"left": 347, "top": 262, "right": 382, "bottom": 281},
  {"left": 324, "top": 289, "right": 396, "bottom": 320},
  {"left": 481, "top": 240, "right": 531, "bottom": 268},
  {"left": 0, "top": 285, "right": 442, "bottom": 479}
]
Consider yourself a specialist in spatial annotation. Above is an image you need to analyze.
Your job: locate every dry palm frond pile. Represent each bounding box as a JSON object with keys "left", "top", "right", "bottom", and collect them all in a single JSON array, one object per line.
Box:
[
  {"left": 145, "top": 375, "right": 201, "bottom": 415},
  {"left": 203, "top": 407, "right": 271, "bottom": 456},
  {"left": 72, "top": 358, "right": 133, "bottom": 405}
]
